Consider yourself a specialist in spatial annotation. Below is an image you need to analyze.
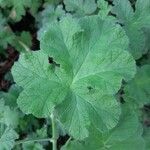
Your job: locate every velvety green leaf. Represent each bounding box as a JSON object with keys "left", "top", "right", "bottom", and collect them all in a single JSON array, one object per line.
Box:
[
  {"left": 64, "top": 0, "right": 97, "bottom": 16},
  {"left": 112, "top": 0, "right": 150, "bottom": 59},
  {"left": 0, "top": 127, "right": 18, "bottom": 150},
  {"left": 12, "top": 51, "right": 68, "bottom": 118},
  {"left": 12, "top": 16, "right": 136, "bottom": 139},
  {"left": 57, "top": 95, "right": 120, "bottom": 140},
  {"left": 112, "top": 0, "right": 134, "bottom": 23},
  {"left": 41, "top": 16, "right": 135, "bottom": 139},
  {"left": 124, "top": 65, "right": 150, "bottom": 107}
]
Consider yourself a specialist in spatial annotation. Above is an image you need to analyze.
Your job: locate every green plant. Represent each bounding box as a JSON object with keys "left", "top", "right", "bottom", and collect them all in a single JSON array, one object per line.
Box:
[{"left": 0, "top": 0, "right": 150, "bottom": 150}]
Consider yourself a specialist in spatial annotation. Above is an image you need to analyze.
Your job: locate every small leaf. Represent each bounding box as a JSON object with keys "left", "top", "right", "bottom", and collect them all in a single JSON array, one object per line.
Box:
[
  {"left": 0, "top": 99, "right": 19, "bottom": 128},
  {"left": 64, "top": 0, "right": 97, "bottom": 16},
  {"left": 0, "top": 127, "right": 18, "bottom": 150}
]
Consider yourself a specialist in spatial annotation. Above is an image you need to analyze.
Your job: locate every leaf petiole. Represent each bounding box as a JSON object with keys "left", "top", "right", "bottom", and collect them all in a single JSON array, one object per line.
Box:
[{"left": 51, "top": 109, "right": 58, "bottom": 150}]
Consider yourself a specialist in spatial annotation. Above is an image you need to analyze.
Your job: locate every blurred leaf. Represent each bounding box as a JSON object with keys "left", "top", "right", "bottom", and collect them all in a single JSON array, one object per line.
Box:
[
  {"left": 64, "top": 0, "right": 97, "bottom": 16},
  {"left": 112, "top": 0, "right": 150, "bottom": 59},
  {"left": 124, "top": 65, "right": 150, "bottom": 108},
  {"left": 0, "top": 126, "right": 18, "bottom": 150}
]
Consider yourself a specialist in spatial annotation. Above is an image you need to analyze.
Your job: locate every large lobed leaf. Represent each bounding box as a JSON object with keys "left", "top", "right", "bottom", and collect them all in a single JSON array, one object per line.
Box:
[{"left": 12, "top": 16, "right": 136, "bottom": 139}]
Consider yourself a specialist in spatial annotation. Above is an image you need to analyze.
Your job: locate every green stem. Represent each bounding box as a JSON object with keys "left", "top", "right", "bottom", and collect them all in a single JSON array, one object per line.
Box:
[
  {"left": 15, "top": 137, "right": 51, "bottom": 145},
  {"left": 51, "top": 109, "right": 58, "bottom": 150},
  {"left": 18, "top": 41, "right": 30, "bottom": 52},
  {"left": 64, "top": 137, "right": 72, "bottom": 147}
]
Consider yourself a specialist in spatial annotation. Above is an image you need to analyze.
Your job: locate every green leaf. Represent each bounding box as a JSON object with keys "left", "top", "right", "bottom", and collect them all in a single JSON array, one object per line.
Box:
[
  {"left": 36, "top": 126, "right": 48, "bottom": 138},
  {"left": 0, "top": 127, "right": 18, "bottom": 150},
  {"left": 20, "top": 126, "right": 47, "bottom": 150},
  {"left": 62, "top": 104, "right": 145, "bottom": 150},
  {"left": 44, "top": 0, "right": 61, "bottom": 5},
  {"left": 8, "top": 0, "right": 41, "bottom": 21},
  {"left": 0, "top": 99, "right": 19, "bottom": 128},
  {"left": 124, "top": 65, "right": 150, "bottom": 108},
  {"left": 0, "top": 85, "right": 22, "bottom": 108},
  {"left": 112, "top": 0, "right": 150, "bottom": 59},
  {"left": 0, "top": 0, "right": 10, "bottom": 7},
  {"left": 9, "top": 0, "right": 28, "bottom": 21},
  {"left": 12, "top": 16, "right": 136, "bottom": 139},
  {"left": 0, "top": 27, "right": 15, "bottom": 50},
  {"left": 57, "top": 95, "right": 120, "bottom": 139},
  {"left": 64, "top": 0, "right": 97, "bottom": 16},
  {"left": 26, "top": 0, "right": 42, "bottom": 17},
  {"left": 22, "top": 142, "right": 45, "bottom": 150},
  {"left": 143, "top": 127, "right": 150, "bottom": 150},
  {"left": 12, "top": 50, "right": 68, "bottom": 118},
  {"left": 37, "top": 4, "right": 66, "bottom": 36},
  {"left": 97, "top": 0, "right": 112, "bottom": 19},
  {"left": 0, "top": 17, "right": 15, "bottom": 53}
]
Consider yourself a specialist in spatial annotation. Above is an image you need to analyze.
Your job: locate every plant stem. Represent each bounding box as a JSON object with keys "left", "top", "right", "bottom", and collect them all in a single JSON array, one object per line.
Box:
[
  {"left": 51, "top": 109, "right": 58, "bottom": 150},
  {"left": 19, "top": 41, "right": 30, "bottom": 52},
  {"left": 64, "top": 137, "right": 72, "bottom": 147},
  {"left": 15, "top": 137, "right": 51, "bottom": 145}
]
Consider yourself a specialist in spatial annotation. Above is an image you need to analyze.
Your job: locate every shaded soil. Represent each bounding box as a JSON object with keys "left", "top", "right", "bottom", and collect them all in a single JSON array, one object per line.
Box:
[{"left": 0, "top": 47, "right": 19, "bottom": 91}]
